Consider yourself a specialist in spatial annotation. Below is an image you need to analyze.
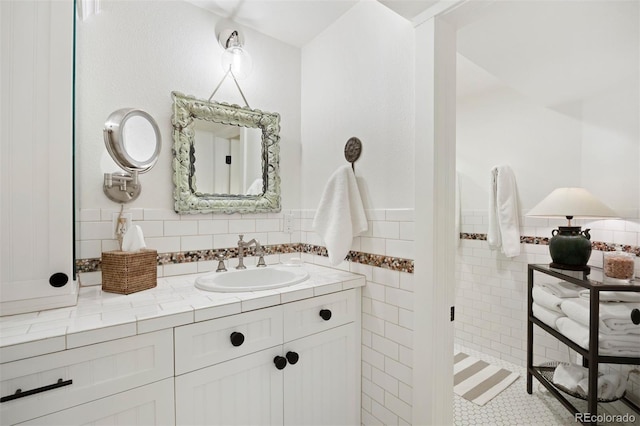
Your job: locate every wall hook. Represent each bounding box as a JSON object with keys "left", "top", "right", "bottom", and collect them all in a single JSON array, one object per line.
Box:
[{"left": 344, "top": 137, "right": 362, "bottom": 171}]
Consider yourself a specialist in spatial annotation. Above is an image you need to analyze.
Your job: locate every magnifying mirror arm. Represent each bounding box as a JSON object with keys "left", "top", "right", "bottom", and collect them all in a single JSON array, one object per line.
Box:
[
  {"left": 103, "top": 170, "right": 141, "bottom": 202},
  {"left": 104, "top": 170, "right": 139, "bottom": 190}
]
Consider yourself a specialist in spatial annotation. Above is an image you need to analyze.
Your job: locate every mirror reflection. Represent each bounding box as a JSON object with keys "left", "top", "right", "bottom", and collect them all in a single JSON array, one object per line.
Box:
[
  {"left": 123, "top": 116, "right": 159, "bottom": 164},
  {"left": 193, "top": 121, "right": 263, "bottom": 195},
  {"left": 172, "top": 91, "right": 281, "bottom": 214}
]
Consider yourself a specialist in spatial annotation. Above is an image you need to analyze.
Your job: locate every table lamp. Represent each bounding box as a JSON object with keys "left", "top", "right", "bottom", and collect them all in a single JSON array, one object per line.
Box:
[{"left": 526, "top": 187, "right": 618, "bottom": 272}]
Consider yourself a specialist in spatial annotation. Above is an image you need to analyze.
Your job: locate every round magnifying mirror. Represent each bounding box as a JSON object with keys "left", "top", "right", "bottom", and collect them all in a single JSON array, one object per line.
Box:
[{"left": 104, "top": 108, "right": 161, "bottom": 173}]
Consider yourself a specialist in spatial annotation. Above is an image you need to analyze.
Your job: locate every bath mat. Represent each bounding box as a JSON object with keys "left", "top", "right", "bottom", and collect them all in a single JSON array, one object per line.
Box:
[{"left": 453, "top": 351, "right": 519, "bottom": 406}]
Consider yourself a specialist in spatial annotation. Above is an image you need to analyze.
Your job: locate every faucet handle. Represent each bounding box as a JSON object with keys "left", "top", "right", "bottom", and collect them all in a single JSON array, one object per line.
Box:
[
  {"left": 256, "top": 243, "right": 267, "bottom": 268},
  {"left": 215, "top": 253, "right": 227, "bottom": 272}
]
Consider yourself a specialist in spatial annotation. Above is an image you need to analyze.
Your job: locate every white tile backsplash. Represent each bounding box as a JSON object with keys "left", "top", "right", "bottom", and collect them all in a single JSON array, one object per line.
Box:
[{"left": 94, "top": 206, "right": 640, "bottom": 424}]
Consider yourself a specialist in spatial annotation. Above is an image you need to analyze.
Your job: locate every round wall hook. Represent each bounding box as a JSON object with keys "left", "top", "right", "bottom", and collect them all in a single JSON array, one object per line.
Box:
[{"left": 344, "top": 137, "right": 362, "bottom": 171}]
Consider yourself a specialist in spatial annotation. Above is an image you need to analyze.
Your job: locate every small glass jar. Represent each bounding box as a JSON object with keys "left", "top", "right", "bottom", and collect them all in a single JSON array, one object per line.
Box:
[{"left": 603, "top": 246, "right": 635, "bottom": 283}]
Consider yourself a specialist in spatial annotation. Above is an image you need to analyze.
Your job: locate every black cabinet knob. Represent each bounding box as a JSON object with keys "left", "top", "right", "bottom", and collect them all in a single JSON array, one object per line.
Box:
[
  {"left": 273, "top": 356, "right": 287, "bottom": 370},
  {"left": 49, "top": 273, "right": 69, "bottom": 288},
  {"left": 319, "top": 309, "right": 332, "bottom": 321},
  {"left": 230, "top": 332, "right": 245, "bottom": 347},
  {"left": 285, "top": 351, "right": 299, "bottom": 365},
  {"left": 631, "top": 308, "right": 640, "bottom": 325}
]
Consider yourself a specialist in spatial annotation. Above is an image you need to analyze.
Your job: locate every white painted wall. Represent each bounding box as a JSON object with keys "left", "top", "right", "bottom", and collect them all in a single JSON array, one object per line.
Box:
[
  {"left": 300, "top": 2, "right": 418, "bottom": 424},
  {"left": 76, "top": 0, "right": 301, "bottom": 212},
  {"left": 300, "top": 0, "right": 414, "bottom": 210},
  {"left": 457, "top": 54, "right": 639, "bottom": 216}
]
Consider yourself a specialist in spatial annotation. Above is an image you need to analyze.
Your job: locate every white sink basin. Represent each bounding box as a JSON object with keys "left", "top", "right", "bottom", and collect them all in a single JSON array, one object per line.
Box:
[{"left": 195, "top": 265, "right": 310, "bottom": 292}]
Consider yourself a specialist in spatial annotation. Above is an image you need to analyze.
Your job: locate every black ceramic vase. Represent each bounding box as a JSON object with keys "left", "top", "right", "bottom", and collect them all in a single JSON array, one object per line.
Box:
[{"left": 548, "top": 226, "right": 592, "bottom": 271}]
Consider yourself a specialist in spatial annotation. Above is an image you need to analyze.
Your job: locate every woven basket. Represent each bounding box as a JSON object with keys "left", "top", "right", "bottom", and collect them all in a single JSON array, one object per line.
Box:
[{"left": 101, "top": 249, "right": 157, "bottom": 294}]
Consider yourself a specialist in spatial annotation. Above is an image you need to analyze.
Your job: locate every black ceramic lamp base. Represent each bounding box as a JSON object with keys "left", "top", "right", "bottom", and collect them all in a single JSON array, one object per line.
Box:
[
  {"left": 549, "top": 262, "right": 591, "bottom": 274},
  {"left": 548, "top": 226, "right": 592, "bottom": 275}
]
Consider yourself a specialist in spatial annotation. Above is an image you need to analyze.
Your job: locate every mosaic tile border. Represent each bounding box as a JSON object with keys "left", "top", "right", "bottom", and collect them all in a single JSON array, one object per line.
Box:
[
  {"left": 75, "top": 243, "right": 415, "bottom": 274},
  {"left": 460, "top": 233, "right": 640, "bottom": 256},
  {"left": 74, "top": 235, "right": 638, "bottom": 275}
]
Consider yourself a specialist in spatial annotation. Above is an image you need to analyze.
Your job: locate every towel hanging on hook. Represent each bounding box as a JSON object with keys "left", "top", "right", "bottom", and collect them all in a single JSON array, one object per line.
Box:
[{"left": 344, "top": 137, "right": 362, "bottom": 171}]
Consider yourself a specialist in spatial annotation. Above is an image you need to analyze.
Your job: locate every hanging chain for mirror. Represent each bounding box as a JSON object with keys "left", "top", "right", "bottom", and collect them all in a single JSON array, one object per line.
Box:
[
  {"left": 208, "top": 31, "right": 251, "bottom": 108},
  {"left": 208, "top": 68, "right": 251, "bottom": 108}
]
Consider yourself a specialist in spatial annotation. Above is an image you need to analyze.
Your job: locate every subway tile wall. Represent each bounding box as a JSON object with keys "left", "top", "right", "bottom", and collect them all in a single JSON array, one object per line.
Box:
[
  {"left": 76, "top": 206, "right": 640, "bottom": 418},
  {"left": 76, "top": 207, "right": 416, "bottom": 425},
  {"left": 456, "top": 209, "right": 640, "bottom": 406}
]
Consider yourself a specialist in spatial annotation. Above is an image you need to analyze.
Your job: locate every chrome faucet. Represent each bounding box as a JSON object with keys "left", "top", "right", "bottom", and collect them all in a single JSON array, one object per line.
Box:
[{"left": 236, "top": 235, "right": 267, "bottom": 269}]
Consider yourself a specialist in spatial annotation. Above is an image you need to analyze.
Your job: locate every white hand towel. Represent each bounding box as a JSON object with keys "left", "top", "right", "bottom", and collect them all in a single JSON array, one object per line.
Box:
[
  {"left": 556, "top": 317, "right": 640, "bottom": 356},
  {"left": 532, "top": 285, "right": 564, "bottom": 313},
  {"left": 552, "top": 363, "right": 587, "bottom": 393},
  {"left": 561, "top": 298, "right": 640, "bottom": 335},
  {"left": 538, "top": 281, "right": 583, "bottom": 298},
  {"left": 576, "top": 373, "right": 624, "bottom": 400},
  {"left": 487, "top": 165, "right": 521, "bottom": 258},
  {"left": 579, "top": 290, "right": 640, "bottom": 303},
  {"left": 533, "top": 302, "right": 565, "bottom": 329},
  {"left": 122, "top": 225, "right": 146, "bottom": 252},
  {"left": 312, "top": 165, "right": 368, "bottom": 266}
]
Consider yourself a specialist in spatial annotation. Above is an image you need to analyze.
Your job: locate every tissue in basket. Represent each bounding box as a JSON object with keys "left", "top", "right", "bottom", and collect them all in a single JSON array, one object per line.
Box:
[{"left": 101, "top": 249, "right": 157, "bottom": 294}]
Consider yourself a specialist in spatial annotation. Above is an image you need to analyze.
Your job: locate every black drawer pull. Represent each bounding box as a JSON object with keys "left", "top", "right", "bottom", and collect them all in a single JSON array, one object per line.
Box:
[
  {"left": 631, "top": 308, "right": 640, "bottom": 325},
  {"left": 1, "top": 378, "right": 72, "bottom": 403},
  {"left": 230, "top": 332, "right": 245, "bottom": 347},
  {"left": 273, "top": 356, "right": 287, "bottom": 370},
  {"left": 319, "top": 309, "right": 332, "bottom": 321}
]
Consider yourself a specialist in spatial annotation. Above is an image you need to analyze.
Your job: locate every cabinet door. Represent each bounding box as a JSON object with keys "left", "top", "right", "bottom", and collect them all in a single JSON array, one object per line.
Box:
[
  {"left": 0, "top": 329, "right": 174, "bottom": 425},
  {"left": 17, "top": 378, "right": 174, "bottom": 426},
  {"left": 0, "top": 0, "right": 76, "bottom": 316},
  {"left": 176, "top": 346, "right": 284, "bottom": 426},
  {"left": 283, "top": 323, "right": 359, "bottom": 426}
]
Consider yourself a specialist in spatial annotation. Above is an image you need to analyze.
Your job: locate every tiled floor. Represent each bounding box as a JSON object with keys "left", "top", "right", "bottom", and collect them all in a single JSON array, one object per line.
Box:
[{"left": 454, "top": 346, "right": 639, "bottom": 426}]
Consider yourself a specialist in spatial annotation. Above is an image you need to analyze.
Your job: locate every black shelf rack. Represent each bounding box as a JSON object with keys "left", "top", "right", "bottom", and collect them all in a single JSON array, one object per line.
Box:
[{"left": 527, "top": 264, "right": 640, "bottom": 425}]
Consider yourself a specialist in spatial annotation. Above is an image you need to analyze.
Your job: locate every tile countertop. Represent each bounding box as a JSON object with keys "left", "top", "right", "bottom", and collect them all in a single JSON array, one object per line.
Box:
[{"left": 0, "top": 263, "right": 365, "bottom": 363}]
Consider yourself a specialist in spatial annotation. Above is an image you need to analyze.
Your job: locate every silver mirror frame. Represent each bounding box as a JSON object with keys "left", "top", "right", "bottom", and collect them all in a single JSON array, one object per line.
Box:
[
  {"left": 104, "top": 108, "right": 161, "bottom": 173},
  {"left": 171, "top": 91, "right": 282, "bottom": 214},
  {"left": 103, "top": 108, "right": 162, "bottom": 203}
]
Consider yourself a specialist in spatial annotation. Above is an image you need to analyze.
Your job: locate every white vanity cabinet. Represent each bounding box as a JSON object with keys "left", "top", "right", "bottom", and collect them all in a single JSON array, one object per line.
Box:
[
  {"left": 0, "top": 330, "right": 174, "bottom": 425},
  {"left": 175, "top": 289, "right": 360, "bottom": 426}
]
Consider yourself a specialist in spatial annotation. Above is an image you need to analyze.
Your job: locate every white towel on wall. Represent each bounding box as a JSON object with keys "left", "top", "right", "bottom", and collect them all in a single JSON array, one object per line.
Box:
[
  {"left": 312, "top": 165, "right": 368, "bottom": 266},
  {"left": 487, "top": 165, "right": 521, "bottom": 258}
]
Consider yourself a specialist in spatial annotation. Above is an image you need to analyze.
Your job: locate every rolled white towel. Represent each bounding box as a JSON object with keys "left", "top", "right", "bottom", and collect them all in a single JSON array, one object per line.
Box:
[
  {"left": 576, "top": 373, "right": 624, "bottom": 400},
  {"left": 538, "top": 281, "right": 583, "bottom": 298},
  {"left": 532, "top": 285, "right": 564, "bottom": 313},
  {"left": 553, "top": 363, "right": 587, "bottom": 393},
  {"left": 533, "top": 302, "right": 565, "bottom": 329},
  {"left": 579, "top": 290, "right": 640, "bottom": 303}
]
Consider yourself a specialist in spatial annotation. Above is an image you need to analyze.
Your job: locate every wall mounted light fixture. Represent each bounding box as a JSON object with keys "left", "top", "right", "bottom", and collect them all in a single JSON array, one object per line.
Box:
[
  {"left": 208, "top": 28, "right": 253, "bottom": 107},
  {"left": 218, "top": 28, "right": 252, "bottom": 80}
]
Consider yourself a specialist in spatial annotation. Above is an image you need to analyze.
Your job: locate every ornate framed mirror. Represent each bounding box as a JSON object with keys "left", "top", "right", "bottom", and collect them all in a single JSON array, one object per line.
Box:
[{"left": 171, "top": 92, "right": 281, "bottom": 214}]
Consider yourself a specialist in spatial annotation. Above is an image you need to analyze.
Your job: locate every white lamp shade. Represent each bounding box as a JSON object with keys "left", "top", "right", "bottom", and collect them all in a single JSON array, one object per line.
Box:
[{"left": 526, "top": 187, "right": 618, "bottom": 219}]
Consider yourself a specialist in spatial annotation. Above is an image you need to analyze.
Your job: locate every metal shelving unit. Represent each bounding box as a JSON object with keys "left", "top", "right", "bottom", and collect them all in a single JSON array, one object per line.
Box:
[{"left": 527, "top": 264, "right": 640, "bottom": 425}]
